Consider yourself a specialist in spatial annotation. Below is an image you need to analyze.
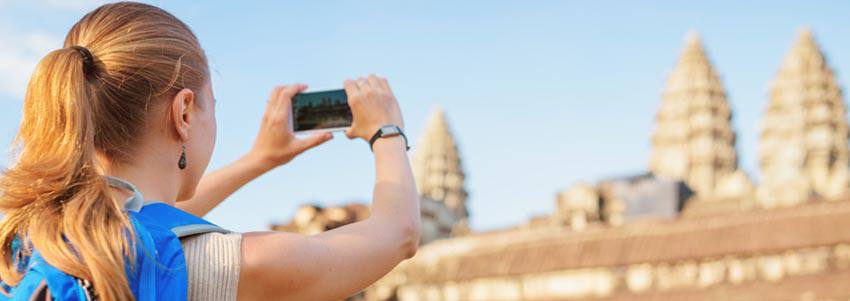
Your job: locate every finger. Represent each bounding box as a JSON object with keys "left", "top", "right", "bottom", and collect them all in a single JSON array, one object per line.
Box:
[
  {"left": 344, "top": 80, "right": 362, "bottom": 110},
  {"left": 269, "top": 85, "right": 287, "bottom": 103},
  {"left": 345, "top": 127, "right": 356, "bottom": 140},
  {"left": 295, "top": 132, "right": 333, "bottom": 153},
  {"left": 379, "top": 77, "right": 392, "bottom": 94},
  {"left": 367, "top": 74, "right": 382, "bottom": 92},
  {"left": 344, "top": 79, "right": 359, "bottom": 96},
  {"left": 369, "top": 74, "right": 387, "bottom": 94},
  {"left": 276, "top": 84, "right": 308, "bottom": 118},
  {"left": 279, "top": 84, "right": 308, "bottom": 101},
  {"left": 356, "top": 77, "right": 369, "bottom": 91},
  {"left": 265, "top": 85, "right": 288, "bottom": 117},
  {"left": 377, "top": 76, "right": 389, "bottom": 90}
]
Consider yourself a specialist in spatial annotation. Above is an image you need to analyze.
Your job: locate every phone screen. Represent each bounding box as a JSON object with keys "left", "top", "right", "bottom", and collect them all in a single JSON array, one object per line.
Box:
[{"left": 291, "top": 89, "right": 352, "bottom": 132}]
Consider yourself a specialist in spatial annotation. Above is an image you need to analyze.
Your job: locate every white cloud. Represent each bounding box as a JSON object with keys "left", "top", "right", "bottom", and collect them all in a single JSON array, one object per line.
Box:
[{"left": 0, "top": 28, "right": 60, "bottom": 100}]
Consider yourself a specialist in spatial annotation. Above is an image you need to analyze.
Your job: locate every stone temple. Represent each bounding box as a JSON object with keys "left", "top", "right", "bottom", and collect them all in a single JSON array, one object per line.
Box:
[
  {"left": 650, "top": 31, "right": 737, "bottom": 200},
  {"left": 758, "top": 29, "right": 850, "bottom": 207},
  {"left": 272, "top": 29, "right": 850, "bottom": 300}
]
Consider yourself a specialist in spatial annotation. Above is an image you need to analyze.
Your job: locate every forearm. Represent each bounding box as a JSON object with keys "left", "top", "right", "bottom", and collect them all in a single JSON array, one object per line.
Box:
[
  {"left": 369, "top": 136, "right": 420, "bottom": 241},
  {"left": 177, "top": 154, "right": 270, "bottom": 217}
]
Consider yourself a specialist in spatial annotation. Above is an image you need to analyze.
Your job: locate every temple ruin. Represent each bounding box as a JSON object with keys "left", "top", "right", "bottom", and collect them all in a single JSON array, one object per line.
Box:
[{"left": 274, "top": 29, "right": 850, "bottom": 301}]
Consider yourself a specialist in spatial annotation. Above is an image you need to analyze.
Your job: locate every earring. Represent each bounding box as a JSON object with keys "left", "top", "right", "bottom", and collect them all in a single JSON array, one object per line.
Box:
[{"left": 178, "top": 145, "right": 187, "bottom": 170}]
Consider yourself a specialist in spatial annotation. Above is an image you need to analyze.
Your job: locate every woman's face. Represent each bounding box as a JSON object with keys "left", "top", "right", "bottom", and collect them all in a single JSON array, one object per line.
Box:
[{"left": 178, "top": 80, "right": 217, "bottom": 201}]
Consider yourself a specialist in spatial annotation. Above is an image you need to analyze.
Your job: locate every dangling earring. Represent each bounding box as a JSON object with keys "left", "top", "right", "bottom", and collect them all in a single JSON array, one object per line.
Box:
[{"left": 178, "top": 145, "right": 187, "bottom": 170}]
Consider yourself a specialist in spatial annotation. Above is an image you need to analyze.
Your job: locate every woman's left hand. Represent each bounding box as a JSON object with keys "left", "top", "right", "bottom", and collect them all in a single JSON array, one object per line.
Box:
[
  {"left": 246, "top": 84, "right": 333, "bottom": 171},
  {"left": 179, "top": 85, "right": 330, "bottom": 217}
]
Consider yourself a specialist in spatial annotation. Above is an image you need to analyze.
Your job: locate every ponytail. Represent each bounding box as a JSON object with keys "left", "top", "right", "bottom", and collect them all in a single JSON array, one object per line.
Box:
[
  {"left": 0, "top": 47, "right": 135, "bottom": 300},
  {"left": 0, "top": 3, "right": 208, "bottom": 300}
]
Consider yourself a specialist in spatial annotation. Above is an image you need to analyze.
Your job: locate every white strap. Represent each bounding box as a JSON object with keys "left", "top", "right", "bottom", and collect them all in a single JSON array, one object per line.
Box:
[
  {"left": 172, "top": 224, "right": 231, "bottom": 238},
  {"left": 105, "top": 176, "right": 145, "bottom": 212}
]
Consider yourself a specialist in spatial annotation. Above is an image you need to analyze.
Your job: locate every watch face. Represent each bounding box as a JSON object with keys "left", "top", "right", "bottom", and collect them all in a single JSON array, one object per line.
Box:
[{"left": 381, "top": 125, "right": 401, "bottom": 136}]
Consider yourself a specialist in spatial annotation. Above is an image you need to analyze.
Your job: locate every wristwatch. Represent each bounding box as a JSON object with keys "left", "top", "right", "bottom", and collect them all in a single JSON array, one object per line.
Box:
[{"left": 369, "top": 125, "right": 410, "bottom": 151}]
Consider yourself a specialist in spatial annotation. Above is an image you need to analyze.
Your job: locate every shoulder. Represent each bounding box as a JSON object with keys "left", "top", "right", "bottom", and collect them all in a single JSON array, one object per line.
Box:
[
  {"left": 182, "top": 232, "right": 243, "bottom": 301},
  {"left": 181, "top": 232, "right": 243, "bottom": 264}
]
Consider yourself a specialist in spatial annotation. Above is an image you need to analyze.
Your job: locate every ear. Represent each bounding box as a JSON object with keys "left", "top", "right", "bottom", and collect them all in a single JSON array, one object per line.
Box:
[{"left": 170, "top": 88, "right": 196, "bottom": 142}]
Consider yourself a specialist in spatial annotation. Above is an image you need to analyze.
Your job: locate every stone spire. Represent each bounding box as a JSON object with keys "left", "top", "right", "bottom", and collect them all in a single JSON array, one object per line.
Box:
[
  {"left": 650, "top": 31, "right": 738, "bottom": 198},
  {"left": 758, "top": 28, "right": 849, "bottom": 207},
  {"left": 412, "top": 107, "right": 469, "bottom": 219}
]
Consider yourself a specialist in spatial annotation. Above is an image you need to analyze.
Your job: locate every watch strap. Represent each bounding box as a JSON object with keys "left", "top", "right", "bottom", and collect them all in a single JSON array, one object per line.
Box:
[{"left": 369, "top": 126, "right": 410, "bottom": 151}]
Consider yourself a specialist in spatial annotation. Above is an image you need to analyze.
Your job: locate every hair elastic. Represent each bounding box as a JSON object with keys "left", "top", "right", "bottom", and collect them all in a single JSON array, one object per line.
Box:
[{"left": 70, "top": 45, "right": 95, "bottom": 75}]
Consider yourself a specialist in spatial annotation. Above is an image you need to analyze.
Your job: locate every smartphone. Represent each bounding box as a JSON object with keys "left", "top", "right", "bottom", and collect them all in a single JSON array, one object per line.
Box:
[{"left": 291, "top": 89, "right": 352, "bottom": 133}]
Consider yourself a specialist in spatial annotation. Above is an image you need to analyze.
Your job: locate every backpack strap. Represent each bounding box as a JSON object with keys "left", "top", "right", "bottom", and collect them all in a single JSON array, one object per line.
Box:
[
  {"left": 106, "top": 176, "right": 232, "bottom": 238},
  {"left": 106, "top": 176, "right": 145, "bottom": 212},
  {"left": 6, "top": 250, "right": 91, "bottom": 301},
  {"left": 138, "top": 203, "right": 232, "bottom": 238}
]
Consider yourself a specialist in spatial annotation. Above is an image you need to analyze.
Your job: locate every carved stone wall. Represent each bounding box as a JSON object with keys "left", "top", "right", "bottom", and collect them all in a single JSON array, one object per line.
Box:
[
  {"left": 650, "top": 31, "right": 738, "bottom": 199},
  {"left": 682, "top": 171, "right": 757, "bottom": 217},
  {"left": 420, "top": 197, "right": 465, "bottom": 244},
  {"left": 758, "top": 28, "right": 849, "bottom": 207},
  {"left": 271, "top": 203, "right": 370, "bottom": 234},
  {"left": 272, "top": 198, "right": 460, "bottom": 246},
  {"left": 554, "top": 182, "right": 601, "bottom": 230},
  {"left": 391, "top": 245, "right": 848, "bottom": 301},
  {"left": 367, "top": 200, "right": 850, "bottom": 301}
]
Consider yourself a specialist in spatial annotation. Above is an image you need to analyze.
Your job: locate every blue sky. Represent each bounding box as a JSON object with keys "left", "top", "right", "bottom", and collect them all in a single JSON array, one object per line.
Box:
[{"left": 1, "top": 1, "right": 849, "bottom": 232}]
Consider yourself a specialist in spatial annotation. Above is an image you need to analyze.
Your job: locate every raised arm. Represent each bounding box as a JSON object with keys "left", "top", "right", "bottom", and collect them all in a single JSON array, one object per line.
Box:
[
  {"left": 237, "top": 75, "right": 421, "bottom": 301},
  {"left": 176, "top": 85, "right": 332, "bottom": 217}
]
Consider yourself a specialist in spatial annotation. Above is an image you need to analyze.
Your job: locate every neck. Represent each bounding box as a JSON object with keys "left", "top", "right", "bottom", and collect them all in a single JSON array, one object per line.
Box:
[{"left": 100, "top": 152, "right": 180, "bottom": 206}]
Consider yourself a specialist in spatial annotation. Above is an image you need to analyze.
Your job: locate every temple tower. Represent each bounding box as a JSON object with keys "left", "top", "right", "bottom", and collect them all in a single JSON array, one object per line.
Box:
[
  {"left": 758, "top": 29, "right": 849, "bottom": 207},
  {"left": 412, "top": 107, "right": 469, "bottom": 221},
  {"left": 650, "top": 31, "right": 738, "bottom": 198}
]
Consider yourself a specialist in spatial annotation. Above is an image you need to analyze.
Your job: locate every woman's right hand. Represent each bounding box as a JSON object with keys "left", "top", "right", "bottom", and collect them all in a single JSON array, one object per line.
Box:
[{"left": 344, "top": 75, "right": 404, "bottom": 141}]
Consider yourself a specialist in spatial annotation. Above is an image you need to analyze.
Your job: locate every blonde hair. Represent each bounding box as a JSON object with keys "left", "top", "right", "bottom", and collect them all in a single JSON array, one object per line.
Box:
[{"left": 0, "top": 2, "right": 208, "bottom": 300}]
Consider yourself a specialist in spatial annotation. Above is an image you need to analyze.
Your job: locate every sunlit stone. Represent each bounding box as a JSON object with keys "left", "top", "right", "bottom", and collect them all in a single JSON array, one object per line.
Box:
[{"left": 758, "top": 28, "right": 849, "bottom": 206}]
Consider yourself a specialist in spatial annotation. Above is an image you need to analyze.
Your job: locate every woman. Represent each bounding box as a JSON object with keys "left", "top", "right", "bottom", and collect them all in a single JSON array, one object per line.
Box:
[{"left": 0, "top": 2, "right": 420, "bottom": 300}]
